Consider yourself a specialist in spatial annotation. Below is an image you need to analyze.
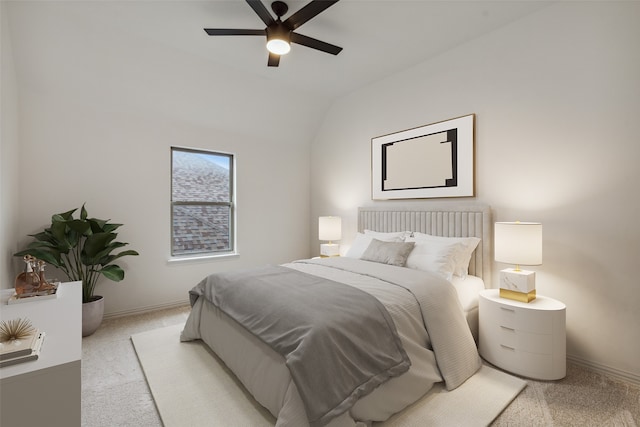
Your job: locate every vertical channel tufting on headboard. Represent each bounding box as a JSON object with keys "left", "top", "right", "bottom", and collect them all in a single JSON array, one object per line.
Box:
[{"left": 357, "top": 204, "right": 491, "bottom": 284}]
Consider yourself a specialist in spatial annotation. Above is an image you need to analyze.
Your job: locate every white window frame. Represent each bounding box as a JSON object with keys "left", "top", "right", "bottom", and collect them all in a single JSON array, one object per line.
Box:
[{"left": 169, "top": 146, "right": 237, "bottom": 262}]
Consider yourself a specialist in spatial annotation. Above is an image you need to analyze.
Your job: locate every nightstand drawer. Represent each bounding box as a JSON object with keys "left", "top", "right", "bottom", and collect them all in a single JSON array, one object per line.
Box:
[
  {"left": 492, "top": 345, "right": 554, "bottom": 378},
  {"left": 498, "top": 327, "right": 553, "bottom": 355},
  {"left": 497, "top": 304, "right": 553, "bottom": 334}
]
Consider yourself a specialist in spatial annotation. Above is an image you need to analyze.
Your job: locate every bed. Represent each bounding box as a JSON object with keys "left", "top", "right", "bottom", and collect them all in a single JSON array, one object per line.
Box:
[
  {"left": 356, "top": 205, "right": 491, "bottom": 341},
  {"left": 181, "top": 204, "right": 491, "bottom": 427}
]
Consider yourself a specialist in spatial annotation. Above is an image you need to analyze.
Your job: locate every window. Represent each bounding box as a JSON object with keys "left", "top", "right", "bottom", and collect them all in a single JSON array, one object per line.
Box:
[{"left": 171, "top": 147, "right": 235, "bottom": 257}]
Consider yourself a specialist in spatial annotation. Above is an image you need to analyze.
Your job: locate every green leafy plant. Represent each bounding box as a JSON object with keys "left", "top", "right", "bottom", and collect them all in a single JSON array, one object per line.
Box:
[{"left": 14, "top": 204, "right": 139, "bottom": 303}]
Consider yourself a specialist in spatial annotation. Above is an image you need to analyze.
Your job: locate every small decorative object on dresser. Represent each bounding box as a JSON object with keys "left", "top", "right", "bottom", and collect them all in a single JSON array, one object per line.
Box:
[
  {"left": 479, "top": 289, "right": 566, "bottom": 380},
  {"left": 0, "top": 318, "right": 42, "bottom": 366},
  {"left": 494, "top": 221, "right": 542, "bottom": 302},
  {"left": 0, "top": 331, "right": 45, "bottom": 367},
  {"left": 11, "top": 256, "right": 59, "bottom": 304}
]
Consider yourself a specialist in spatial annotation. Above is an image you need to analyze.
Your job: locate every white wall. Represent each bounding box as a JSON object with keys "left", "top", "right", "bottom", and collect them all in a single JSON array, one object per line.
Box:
[
  {"left": 4, "top": 0, "right": 638, "bottom": 383},
  {"left": 5, "top": 2, "right": 320, "bottom": 316},
  {"left": 311, "top": 2, "right": 640, "bottom": 382},
  {"left": 0, "top": 2, "right": 20, "bottom": 288}
]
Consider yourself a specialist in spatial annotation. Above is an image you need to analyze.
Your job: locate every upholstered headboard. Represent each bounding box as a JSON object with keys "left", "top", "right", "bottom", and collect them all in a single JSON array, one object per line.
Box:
[{"left": 358, "top": 204, "right": 491, "bottom": 283}]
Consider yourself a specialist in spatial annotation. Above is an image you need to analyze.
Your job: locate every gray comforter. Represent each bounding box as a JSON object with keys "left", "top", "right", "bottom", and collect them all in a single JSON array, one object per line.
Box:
[
  {"left": 188, "top": 265, "right": 411, "bottom": 427},
  {"left": 296, "top": 257, "right": 481, "bottom": 391}
]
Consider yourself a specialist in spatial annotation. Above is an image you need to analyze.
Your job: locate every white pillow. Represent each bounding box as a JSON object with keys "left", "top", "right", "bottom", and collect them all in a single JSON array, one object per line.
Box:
[
  {"left": 364, "top": 230, "right": 411, "bottom": 240},
  {"left": 345, "top": 232, "right": 404, "bottom": 259},
  {"left": 404, "top": 236, "right": 464, "bottom": 280},
  {"left": 412, "top": 232, "right": 481, "bottom": 278}
]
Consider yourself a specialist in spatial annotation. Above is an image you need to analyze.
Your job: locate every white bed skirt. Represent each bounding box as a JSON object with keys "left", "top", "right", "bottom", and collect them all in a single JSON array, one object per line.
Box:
[{"left": 182, "top": 296, "right": 443, "bottom": 427}]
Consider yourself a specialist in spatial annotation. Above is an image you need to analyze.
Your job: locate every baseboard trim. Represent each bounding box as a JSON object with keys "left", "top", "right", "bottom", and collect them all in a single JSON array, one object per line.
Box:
[
  {"left": 568, "top": 354, "right": 640, "bottom": 387},
  {"left": 103, "top": 300, "right": 190, "bottom": 320}
]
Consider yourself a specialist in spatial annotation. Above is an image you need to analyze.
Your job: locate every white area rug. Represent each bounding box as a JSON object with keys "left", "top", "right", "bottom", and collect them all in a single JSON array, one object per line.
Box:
[{"left": 132, "top": 324, "right": 526, "bottom": 427}]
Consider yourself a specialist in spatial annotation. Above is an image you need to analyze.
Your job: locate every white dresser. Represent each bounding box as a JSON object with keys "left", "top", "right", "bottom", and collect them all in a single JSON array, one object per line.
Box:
[
  {"left": 0, "top": 281, "right": 82, "bottom": 427},
  {"left": 479, "top": 288, "right": 566, "bottom": 380}
]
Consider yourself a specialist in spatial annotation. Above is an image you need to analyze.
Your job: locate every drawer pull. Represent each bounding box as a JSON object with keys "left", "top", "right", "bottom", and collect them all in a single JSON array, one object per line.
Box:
[
  {"left": 500, "top": 307, "right": 515, "bottom": 313},
  {"left": 500, "top": 326, "right": 515, "bottom": 332},
  {"left": 500, "top": 344, "right": 516, "bottom": 351}
]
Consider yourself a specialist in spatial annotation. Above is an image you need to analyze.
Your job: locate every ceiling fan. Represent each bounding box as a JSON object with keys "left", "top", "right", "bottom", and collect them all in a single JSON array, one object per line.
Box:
[{"left": 204, "top": 0, "right": 342, "bottom": 67}]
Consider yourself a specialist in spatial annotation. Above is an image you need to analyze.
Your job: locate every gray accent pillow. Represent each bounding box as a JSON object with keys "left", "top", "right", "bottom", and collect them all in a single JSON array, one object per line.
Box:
[{"left": 361, "top": 239, "right": 416, "bottom": 267}]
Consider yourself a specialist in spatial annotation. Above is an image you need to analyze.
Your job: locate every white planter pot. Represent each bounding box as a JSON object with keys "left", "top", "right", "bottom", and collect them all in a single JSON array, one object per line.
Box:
[{"left": 82, "top": 295, "right": 104, "bottom": 337}]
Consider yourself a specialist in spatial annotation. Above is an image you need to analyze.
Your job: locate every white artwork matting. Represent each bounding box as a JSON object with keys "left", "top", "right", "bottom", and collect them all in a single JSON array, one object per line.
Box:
[{"left": 372, "top": 114, "right": 475, "bottom": 200}]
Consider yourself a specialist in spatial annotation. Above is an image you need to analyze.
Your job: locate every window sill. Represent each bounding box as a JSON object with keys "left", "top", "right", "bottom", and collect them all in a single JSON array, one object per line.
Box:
[{"left": 167, "top": 252, "right": 239, "bottom": 264}]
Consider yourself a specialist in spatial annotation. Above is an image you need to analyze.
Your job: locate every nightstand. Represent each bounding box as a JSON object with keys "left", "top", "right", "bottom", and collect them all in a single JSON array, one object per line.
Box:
[{"left": 479, "top": 288, "right": 566, "bottom": 380}]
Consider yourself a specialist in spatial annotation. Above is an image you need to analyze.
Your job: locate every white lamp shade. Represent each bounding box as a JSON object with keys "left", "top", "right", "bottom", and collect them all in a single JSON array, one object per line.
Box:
[
  {"left": 319, "top": 216, "right": 341, "bottom": 241},
  {"left": 495, "top": 222, "right": 542, "bottom": 266}
]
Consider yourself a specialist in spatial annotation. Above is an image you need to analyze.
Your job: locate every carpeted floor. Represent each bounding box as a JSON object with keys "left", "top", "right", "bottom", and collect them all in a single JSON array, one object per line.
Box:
[
  {"left": 131, "top": 324, "right": 525, "bottom": 427},
  {"left": 82, "top": 305, "right": 640, "bottom": 427}
]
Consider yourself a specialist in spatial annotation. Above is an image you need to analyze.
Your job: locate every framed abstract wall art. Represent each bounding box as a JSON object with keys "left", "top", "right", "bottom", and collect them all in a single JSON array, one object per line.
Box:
[{"left": 371, "top": 114, "right": 475, "bottom": 200}]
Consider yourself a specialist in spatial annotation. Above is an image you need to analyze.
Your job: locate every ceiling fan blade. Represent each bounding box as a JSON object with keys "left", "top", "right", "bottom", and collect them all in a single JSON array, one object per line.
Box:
[
  {"left": 246, "top": 0, "right": 275, "bottom": 26},
  {"left": 267, "top": 52, "right": 280, "bottom": 67},
  {"left": 290, "top": 32, "right": 342, "bottom": 55},
  {"left": 204, "top": 29, "right": 266, "bottom": 36},
  {"left": 284, "top": 0, "right": 339, "bottom": 30}
]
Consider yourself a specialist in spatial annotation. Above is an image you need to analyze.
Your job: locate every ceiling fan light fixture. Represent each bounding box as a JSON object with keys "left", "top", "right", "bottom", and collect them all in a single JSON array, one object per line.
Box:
[
  {"left": 204, "top": 0, "right": 342, "bottom": 67},
  {"left": 266, "top": 38, "right": 291, "bottom": 55},
  {"left": 266, "top": 24, "right": 291, "bottom": 55}
]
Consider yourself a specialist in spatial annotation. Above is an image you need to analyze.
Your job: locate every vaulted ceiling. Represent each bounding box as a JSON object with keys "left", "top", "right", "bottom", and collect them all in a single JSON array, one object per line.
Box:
[{"left": 6, "top": 0, "right": 552, "bottom": 106}]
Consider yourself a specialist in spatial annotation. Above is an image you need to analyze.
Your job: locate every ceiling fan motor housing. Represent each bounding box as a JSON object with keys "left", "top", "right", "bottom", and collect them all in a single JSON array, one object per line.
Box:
[
  {"left": 271, "top": 1, "right": 289, "bottom": 18},
  {"left": 267, "top": 23, "right": 291, "bottom": 42}
]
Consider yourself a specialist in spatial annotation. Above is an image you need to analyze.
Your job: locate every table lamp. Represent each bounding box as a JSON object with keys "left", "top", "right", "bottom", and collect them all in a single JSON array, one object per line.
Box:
[
  {"left": 494, "top": 221, "right": 542, "bottom": 302},
  {"left": 319, "top": 216, "right": 341, "bottom": 257}
]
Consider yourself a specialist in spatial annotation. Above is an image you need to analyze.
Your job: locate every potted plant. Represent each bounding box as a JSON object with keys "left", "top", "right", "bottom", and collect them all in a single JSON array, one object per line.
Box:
[{"left": 14, "top": 204, "right": 138, "bottom": 336}]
